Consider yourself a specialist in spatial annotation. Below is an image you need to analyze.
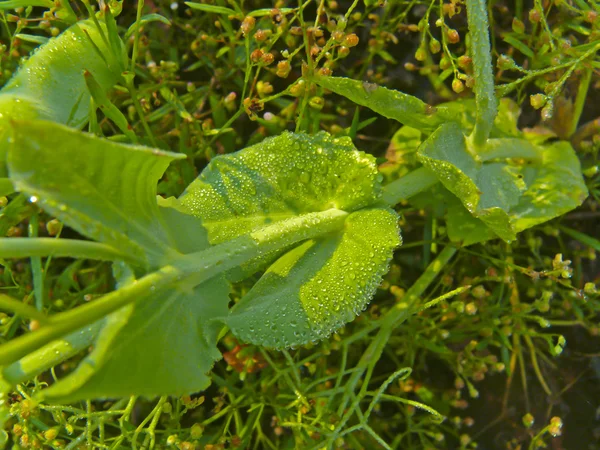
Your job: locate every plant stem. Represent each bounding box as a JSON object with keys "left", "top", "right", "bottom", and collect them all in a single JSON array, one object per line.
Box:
[
  {"left": 568, "top": 66, "right": 592, "bottom": 138},
  {"left": 0, "top": 209, "right": 348, "bottom": 366},
  {"left": 466, "top": 0, "right": 498, "bottom": 147},
  {"left": 0, "top": 238, "right": 139, "bottom": 266},
  {"left": 381, "top": 167, "right": 439, "bottom": 206},
  {"left": 0, "top": 294, "right": 49, "bottom": 323},
  {"left": 1, "top": 323, "right": 101, "bottom": 386}
]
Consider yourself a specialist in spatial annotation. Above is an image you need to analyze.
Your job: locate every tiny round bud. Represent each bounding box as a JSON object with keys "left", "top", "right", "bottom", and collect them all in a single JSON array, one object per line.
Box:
[
  {"left": 429, "top": 38, "right": 441, "bottom": 54},
  {"left": 415, "top": 47, "right": 427, "bottom": 61},
  {"left": 332, "top": 30, "right": 345, "bottom": 43},
  {"left": 447, "top": 28, "right": 460, "bottom": 44},
  {"left": 343, "top": 33, "right": 359, "bottom": 47},
  {"left": 250, "top": 48, "right": 264, "bottom": 63},
  {"left": 309, "top": 96, "right": 324, "bottom": 110},
  {"left": 46, "top": 218, "right": 63, "bottom": 236},
  {"left": 530, "top": 93, "right": 547, "bottom": 110},
  {"left": 452, "top": 78, "right": 465, "bottom": 93},
  {"left": 529, "top": 8, "right": 541, "bottom": 23},
  {"left": 440, "top": 56, "right": 451, "bottom": 70},
  {"left": 44, "top": 428, "right": 59, "bottom": 441},
  {"left": 241, "top": 16, "right": 256, "bottom": 36},
  {"left": 260, "top": 52, "right": 274, "bottom": 65},
  {"left": 457, "top": 55, "right": 472, "bottom": 70},
  {"left": 338, "top": 46, "right": 350, "bottom": 57},
  {"left": 276, "top": 60, "right": 291, "bottom": 78}
]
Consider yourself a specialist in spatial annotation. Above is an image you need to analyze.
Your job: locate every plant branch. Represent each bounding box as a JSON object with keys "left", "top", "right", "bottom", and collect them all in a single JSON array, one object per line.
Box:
[
  {"left": 0, "top": 238, "right": 139, "bottom": 266},
  {"left": 381, "top": 167, "right": 439, "bottom": 206},
  {"left": 466, "top": 0, "right": 498, "bottom": 147},
  {"left": 1, "top": 323, "right": 101, "bottom": 386}
]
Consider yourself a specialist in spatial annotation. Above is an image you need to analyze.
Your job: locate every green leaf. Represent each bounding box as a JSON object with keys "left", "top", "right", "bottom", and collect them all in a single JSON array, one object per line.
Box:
[
  {"left": 38, "top": 200, "right": 230, "bottom": 402},
  {"left": 0, "top": 178, "right": 14, "bottom": 197},
  {"left": 417, "top": 123, "right": 524, "bottom": 241},
  {"left": 225, "top": 208, "right": 401, "bottom": 348},
  {"left": 417, "top": 123, "right": 588, "bottom": 245},
  {"left": 185, "top": 2, "right": 237, "bottom": 15},
  {"left": 465, "top": 0, "right": 498, "bottom": 146},
  {"left": 0, "top": 0, "right": 53, "bottom": 9},
  {"left": 7, "top": 120, "right": 185, "bottom": 268},
  {"left": 180, "top": 131, "right": 384, "bottom": 280},
  {"left": 0, "top": 20, "right": 121, "bottom": 128},
  {"left": 314, "top": 76, "right": 455, "bottom": 132},
  {"left": 13, "top": 33, "right": 49, "bottom": 45},
  {"left": 180, "top": 131, "right": 382, "bottom": 244},
  {"left": 39, "top": 276, "right": 229, "bottom": 402},
  {"left": 510, "top": 141, "right": 588, "bottom": 233},
  {"left": 125, "top": 13, "right": 171, "bottom": 39},
  {"left": 0, "top": 20, "right": 123, "bottom": 175}
]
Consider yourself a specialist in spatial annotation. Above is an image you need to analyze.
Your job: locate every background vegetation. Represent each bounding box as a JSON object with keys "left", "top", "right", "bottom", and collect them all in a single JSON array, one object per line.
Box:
[{"left": 0, "top": 0, "right": 599, "bottom": 448}]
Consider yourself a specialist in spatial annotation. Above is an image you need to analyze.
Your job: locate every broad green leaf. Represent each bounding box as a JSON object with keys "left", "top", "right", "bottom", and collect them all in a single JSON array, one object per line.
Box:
[
  {"left": 39, "top": 201, "right": 230, "bottom": 402},
  {"left": 7, "top": 120, "right": 186, "bottom": 268},
  {"left": 0, "top": 20, "right": 122, "bottom": 175},
  {"left": 314, "top": 76, "right": 454, "bottom": 132},
  {"left": 416, "top": 123, "right": 588, "bottom": 245},
  {"left": 225, "top": 208, "right": 401, "bottom": 348},
  {"left": 441, "top": 98, "right": 521, "bottom": 138},
  {"left": 509, "top": 141, "right": 588, "bottom": 232},
  {"left": 39, "top": 276, "right": 229, "bottom": 402},
  {"left": 0, "top": 20, "right": 121, "bottom": 128},
  {"left": 417, "top": 123, "right": 524, "bottom": 241},
  {"left": 180, "top": 131, "right": 383, "bottom": 244}
]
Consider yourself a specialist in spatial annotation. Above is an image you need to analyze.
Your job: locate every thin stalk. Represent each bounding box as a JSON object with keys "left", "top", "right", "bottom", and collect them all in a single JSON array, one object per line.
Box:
[
  {"left": 466, "top": 0, "right": 498, "bottom": 147},
  {"left": 381, "top": 167, "right": 439, "bottom": 206},
  {"left": 130, "top": 0, "right": 145, "bottom": 73},
  {"left": 568, "top": 66, "right": 592, "bottom": 138},
  {"left": 0, "top": 294, "right": 49, "bottom": 323},
  {"left": 0, "top": 238, "right": 140, "bottom": 266},
  {"left": 28, "top": 210, "right": 44, "bottom": 311}
]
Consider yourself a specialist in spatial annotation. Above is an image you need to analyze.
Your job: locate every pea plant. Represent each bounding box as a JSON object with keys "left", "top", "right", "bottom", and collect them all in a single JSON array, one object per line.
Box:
[{"left": 0, "top": 0, "right": 588, "bottom": 429}]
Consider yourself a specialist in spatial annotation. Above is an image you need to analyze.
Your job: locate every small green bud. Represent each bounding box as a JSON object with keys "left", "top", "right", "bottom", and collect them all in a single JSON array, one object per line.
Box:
[
  {"left": 429, "top": 38, "right": 441, "bottom": 54},
  {"left": 522, "top": 413, "right": 535, "bottom": 428},
  {"left": 46, "top": 219, "right": 63, "bottom": 236},
  {"left": 452, "top": 78, "right": 464, "bottom": 93},
  {"left": 530, "top": 93, "right": 547, "bottom": 110},
  {"left": 415, "top": 46, "right": 427, "bottom": 62},
  {"left": 308, "top": 96, "right": 325, "bottom": 110}
]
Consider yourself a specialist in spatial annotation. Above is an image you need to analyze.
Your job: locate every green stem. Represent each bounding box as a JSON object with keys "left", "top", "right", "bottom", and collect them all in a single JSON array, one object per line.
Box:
[
  {"left": 0, "top": 238, "right": 139, "bottom": 266},
  {"left": 0, "top": 294, "right": 49, "bottom": 323},
  {"left": 0, "top": 209, "right": 348, "bottom": 366},
  {"left": 130, "top": 0, "right": 145, "bottom": 73},
  {"left": 28, "top": 210, "right": 44, "bottom": 311},
  {"left": 568, "top": 66, "right": 592, "bottom": 138},
  {"left": 381, "top": 167, "right": 439, "bottom": 206},
  {"left": 466, "top": 0, "right": 498, "bottom": 147},
  {"left": 1, "top": 322, "right": 101, "bottom": 386}
]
